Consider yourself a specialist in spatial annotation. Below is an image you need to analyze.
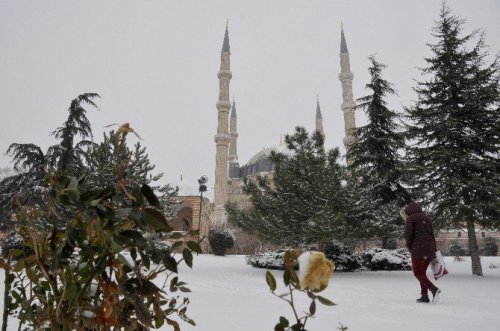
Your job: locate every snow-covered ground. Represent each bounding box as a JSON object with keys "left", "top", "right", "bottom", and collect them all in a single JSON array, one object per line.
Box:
[{"left": 1, "top": 255, "right": 499, "bottom": 330}]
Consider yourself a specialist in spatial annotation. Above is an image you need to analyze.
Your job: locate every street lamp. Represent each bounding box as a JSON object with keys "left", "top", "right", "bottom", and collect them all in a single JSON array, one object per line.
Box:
[{"left": 197, "top": 175, "right": 208, "bottom": 243}]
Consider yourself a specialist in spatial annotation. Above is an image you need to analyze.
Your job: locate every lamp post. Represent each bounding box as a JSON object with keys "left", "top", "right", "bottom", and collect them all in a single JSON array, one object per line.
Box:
[{"left": 197, "top": 175, "right": 208, "bottom": 244}]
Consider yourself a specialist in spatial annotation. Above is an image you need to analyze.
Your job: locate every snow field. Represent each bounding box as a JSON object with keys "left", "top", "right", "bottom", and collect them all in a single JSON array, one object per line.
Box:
[{"left": 1, "top": 256, "right": 499, "bottom": 330}]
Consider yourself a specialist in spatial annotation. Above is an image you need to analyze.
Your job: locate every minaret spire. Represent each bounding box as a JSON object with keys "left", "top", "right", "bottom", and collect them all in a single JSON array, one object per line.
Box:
[
  {"left": 213, "top": 23, "right": 232, "bottom": 227},
  {"left": 229, "top": 98, "right": 239, "bottom": 178},
  {"left": 340, "top": 22, "right": 349, "bottom": 54},
  {"left": 222, "top": 20, "right": 230, "bottom": 52},
  {"left": 230, "top": 97, "right": 237, "bottom": 118},
  {"left": 338, "top": 23, "right": 356, "bottom": 163},
  {"left": 315, "top": 95, "right": 324, "bottom": 141}
]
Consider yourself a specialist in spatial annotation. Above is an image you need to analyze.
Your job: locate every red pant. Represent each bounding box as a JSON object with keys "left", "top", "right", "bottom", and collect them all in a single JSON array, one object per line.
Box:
[{"left": 411, "top": 257, "right": 437, "bottom": 295}]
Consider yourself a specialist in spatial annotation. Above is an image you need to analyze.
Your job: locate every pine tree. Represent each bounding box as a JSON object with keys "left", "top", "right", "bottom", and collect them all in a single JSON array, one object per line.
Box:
[
  {"left": 0, "top": 168, "right": 19, "bottom": 230},
  {"left": 0, "top": 93, "right": 99, "bottom": 228},
  {"left": 85, "top": 131, "right": 178, "bottom": 218},
  {"left": 346, "top": 56, "right": 408, "bottom": 245},
  {"left": 1, "top": 96, "right": 178, "bottom": 229},
  {"left": 0, "top": 93, "right": 99, "bottom": 227},
  {"left": 227, "top": 127, "right": 353, "bottom": 248},
  {"left": 47, "top": 93, "right": 100, "bottom": 174},
  {"left": 404, "top": 3, "right": 500, "bottom": 276}
]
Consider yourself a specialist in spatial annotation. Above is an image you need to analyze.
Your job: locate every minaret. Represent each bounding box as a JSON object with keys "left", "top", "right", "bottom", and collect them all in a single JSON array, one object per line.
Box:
[
  {"left": 212, "top": 21, "right": 232, "bottom": 227},
  {"left": 228, "top": 98, "right": 240, "bottom": 178},
  {"left": 315, "top": 95, "right": 324, "bottom": 141},
  {"left": 339, "top": 23, "right": 356, "bottom": 163}
]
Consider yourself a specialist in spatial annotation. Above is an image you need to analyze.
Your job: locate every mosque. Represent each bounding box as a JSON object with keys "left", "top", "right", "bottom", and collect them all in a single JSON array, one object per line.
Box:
[
  {"left": 211, "top": 23, "right": 356, "bottom": 227},
  {"left": 169, "top": 23, "right": 356, "bottom": 246}
]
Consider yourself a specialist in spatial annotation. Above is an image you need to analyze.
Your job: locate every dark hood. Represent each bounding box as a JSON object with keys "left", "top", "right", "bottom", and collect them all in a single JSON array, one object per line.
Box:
[{"left": 405, "top": 201, "right": 422, "bottom": 216}]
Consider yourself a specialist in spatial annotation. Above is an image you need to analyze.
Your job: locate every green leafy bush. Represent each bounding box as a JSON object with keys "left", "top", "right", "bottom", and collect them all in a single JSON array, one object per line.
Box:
[
  {"left": 208, "top": 228, "right": 234, "bottom": 256},
  {"left": 1, "top": 127, "right": 199, "bottom": 330}
]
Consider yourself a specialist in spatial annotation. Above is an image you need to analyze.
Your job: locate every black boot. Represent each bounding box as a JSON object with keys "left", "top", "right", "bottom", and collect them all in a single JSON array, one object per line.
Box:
[{"left": 416, "top": 294, "right": 430, "bottom": 303}]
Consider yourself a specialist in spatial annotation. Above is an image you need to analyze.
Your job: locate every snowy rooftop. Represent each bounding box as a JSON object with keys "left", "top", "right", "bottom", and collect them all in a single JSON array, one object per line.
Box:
[{"left": 168, "top": 177, "right": 199, "bottom": 196}]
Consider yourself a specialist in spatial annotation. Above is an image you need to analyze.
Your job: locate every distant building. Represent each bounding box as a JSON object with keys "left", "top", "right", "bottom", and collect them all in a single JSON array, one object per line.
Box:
[
  {"left": 168, "top": 179, "right": 211, "bottom": 252},
  {"left": 212, "top": 24, "right": 356, "bottom": 224},
  {"left": 436, "top": 226, "right": 500, "bottom": 255}
]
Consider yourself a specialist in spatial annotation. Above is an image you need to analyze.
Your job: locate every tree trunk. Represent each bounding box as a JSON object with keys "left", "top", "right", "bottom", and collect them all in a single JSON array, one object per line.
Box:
[{"left": 466, "top": 220, "right": 483, "bottom": 276}]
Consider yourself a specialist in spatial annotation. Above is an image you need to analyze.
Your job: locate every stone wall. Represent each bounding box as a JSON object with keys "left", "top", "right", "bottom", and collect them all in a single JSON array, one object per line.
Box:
[
  {"left": 436, "top": 228, "right": 500, "bottom": 255},
  {"left": 171, "top": 195, "right": 211, "bottom": 252}
]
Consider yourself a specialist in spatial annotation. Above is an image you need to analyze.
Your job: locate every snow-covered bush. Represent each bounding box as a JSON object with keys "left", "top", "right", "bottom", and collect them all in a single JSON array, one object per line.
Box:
[
  {"left": 381, "top": 237, "right": 398, "bottom": 250},
  {"left": 361, "top": 248, "right": 411, "bottom": 271},
  {"left": 209, "top": 228, "right": 235, "bottom": 256},
  {"left": 248, "top": 245, "right": 363, "bottom": 272},
  {"left": 323, "top": 242, "right": 362, "bottom": 272},
  {"left": 246, "top": 250, "right": 286, "bottom": 269},
  {"left": 448, "top": 240, "right": 468, "bottom": 256},
  {"left": 145, "top": 239, "right": 172, "bottom": 264},
  {"left": 0, "top": 230, "right": 32, "bottom": 259},
  {"left": 481, "top": 238, "right": 498, "bottom": 256}
]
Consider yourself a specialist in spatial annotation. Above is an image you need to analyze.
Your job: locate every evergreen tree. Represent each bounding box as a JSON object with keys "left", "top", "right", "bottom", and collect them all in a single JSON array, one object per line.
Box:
[
  {"left": 227, "top": 127, "right": 353, "bottom": 248},
  {"left": 1, "top": 94, "right": 177, "bottom": 228},
  {"left": 85, "top": 131, "right": 162, "bottom": 188},
  {"left": 0, "top": 93, "right": 99, "bottom": 228},
  {"left": 404, "top": 3, "right": 500, "bottom": 276},
  {"left": 346, "top": 56, "right": 408, "bottom": 245},
  {"left": 0, "top": 167, "right": 13, "bottom": 178},
  {"left": 0, "top": 168, "right": 17, "bottom": 230},
  {"left": 47, "top": 93, "right": 100, "bottom": 174},
  {"left": 85, "top": 131, "right": 178, "bottom": 218}
]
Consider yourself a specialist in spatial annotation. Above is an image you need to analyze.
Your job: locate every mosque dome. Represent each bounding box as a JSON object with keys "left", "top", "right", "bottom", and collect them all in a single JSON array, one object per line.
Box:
[
  {"left": 247, "top": 145, "right": 289, "bottom": 165},
  {"left": 247, "top": 133, "right": 290, "bottom": 166},
  {"left": 239, "top": 142, "right": 290, "bottom": 178}
]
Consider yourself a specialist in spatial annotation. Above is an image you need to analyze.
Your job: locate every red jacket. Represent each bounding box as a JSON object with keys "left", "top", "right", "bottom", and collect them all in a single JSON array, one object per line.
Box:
[{"left": 404, "top": 201, "right": 436, "bottom": 259}]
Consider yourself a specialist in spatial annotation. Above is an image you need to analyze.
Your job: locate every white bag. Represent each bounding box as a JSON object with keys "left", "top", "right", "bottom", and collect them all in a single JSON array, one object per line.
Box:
[{"left": 430, "top": 250, "right": 448, "bottom": 280}]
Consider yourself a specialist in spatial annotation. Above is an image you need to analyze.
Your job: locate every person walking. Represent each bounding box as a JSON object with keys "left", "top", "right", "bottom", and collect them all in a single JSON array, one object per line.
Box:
[{"left": 402, "top": 201, "right": 441, "bottom": 303}]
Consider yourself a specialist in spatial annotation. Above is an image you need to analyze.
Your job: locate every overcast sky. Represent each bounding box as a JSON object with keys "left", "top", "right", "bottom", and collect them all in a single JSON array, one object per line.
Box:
[{"left": 1, "top": 0, "right": 499, "bottom": 198}]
